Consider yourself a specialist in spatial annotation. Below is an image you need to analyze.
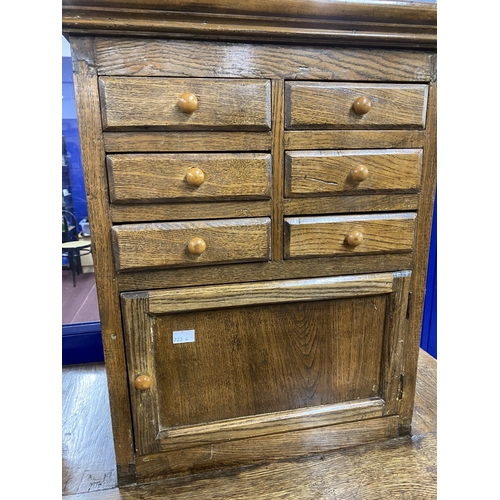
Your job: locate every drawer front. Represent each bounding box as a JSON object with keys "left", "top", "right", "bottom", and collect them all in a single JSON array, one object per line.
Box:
[
  {"left": 112, "top": 218, "right": 271, "bottom": 271},
  {"left": 285, "top": 83, "right": 428, "bottom": 130},
  {"left": 107, "top": 153, "right": 272, "bottom": 203},
  {"left": 99, "top": 77, "right": 271, "bottom": 131},
  {"left": 284, "top": 213, "right": 416, "bottom": 259},
  {"left": 285, "top": 149, "right": 422, "bottom": 197}
]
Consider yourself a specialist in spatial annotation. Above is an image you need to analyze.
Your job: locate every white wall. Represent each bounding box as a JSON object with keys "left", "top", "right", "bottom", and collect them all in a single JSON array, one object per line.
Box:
[{"left": 62, "top": 36, "right": 71, "bottom": 57}]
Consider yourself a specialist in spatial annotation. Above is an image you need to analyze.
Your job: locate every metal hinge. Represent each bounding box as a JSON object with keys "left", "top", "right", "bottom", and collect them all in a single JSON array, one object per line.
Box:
[
  {"left": 397, "top": 373, "right": 405, "bottom": 400},
  {"left": 406, "top": 292, "right": 412, "bottom": 320}
]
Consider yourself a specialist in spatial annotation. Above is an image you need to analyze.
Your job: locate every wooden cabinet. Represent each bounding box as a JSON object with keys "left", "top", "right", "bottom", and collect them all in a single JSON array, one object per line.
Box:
[{"left": 63, "top": 0, "right": 436, "bottom": 487}]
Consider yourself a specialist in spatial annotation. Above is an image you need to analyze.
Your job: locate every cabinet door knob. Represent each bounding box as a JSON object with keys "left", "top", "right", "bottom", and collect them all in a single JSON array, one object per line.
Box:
[
  {"left": 345, "top": 230, "right": 364, "bottom": 247},
  {"left": 351, "top": 165, "right": 369, "bottom": 182},
  {"left": 178, "top": 92, "right": 198, "bottom": 113},
  {"left": 134, "top": 375, "right": 152, "bottom": 391},
  {"left": 186, "top": 167, "right": 205, "bottom": 186},
  {"left": 188, "top": 237, "right": 207, "bottom": 255},
  {"left": 353, "top": 96, "right": 371, "bottom": 115}
]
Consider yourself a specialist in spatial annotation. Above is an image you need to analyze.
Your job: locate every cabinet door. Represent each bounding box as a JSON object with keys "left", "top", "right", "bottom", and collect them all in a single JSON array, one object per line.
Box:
[{"left": 121, "top": 271, "right": 410, "bottom": 456}]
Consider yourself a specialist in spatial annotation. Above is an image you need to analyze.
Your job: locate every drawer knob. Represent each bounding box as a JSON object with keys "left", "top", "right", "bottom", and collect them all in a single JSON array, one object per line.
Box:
[
  {"left": 134, "top": 375, "right": 152, "bottom": 391},
  {"left": 345, "top": 230, "right": 364, "bottom": 247},
  {"left": 178, "top": 92, "right": 198, "bottom": 113},
  {"left": 186, "top": 167, "right": 205, "bottom": 186},
  {"left": 353, "top": 96, "right": 372, "bottom": 115},
  {"left": 188, "top": 237, "right": 207, "bottom": 255},
  {"left": 351, "top": 165, "right": 369, "bottom": 182}
]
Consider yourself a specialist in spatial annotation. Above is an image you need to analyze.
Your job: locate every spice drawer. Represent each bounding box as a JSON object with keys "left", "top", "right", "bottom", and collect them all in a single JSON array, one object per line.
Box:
[
  {"left": 111, "top": 217, "right": 271, "bottom": 271},
  {"left": 285, "top": 82, "right": 428, "bottom": 130},
  {"left": 99, "top": 77, "right": 272, "bottom": 131},
  {"left": 285, "top": 149, "right": 422, "bottom": 197},
  {"left": 284, "top": 213, "right": 416, "bottom": 259},
  {"left": 107, "top": 153, "right": 272, "bottom": 203}
]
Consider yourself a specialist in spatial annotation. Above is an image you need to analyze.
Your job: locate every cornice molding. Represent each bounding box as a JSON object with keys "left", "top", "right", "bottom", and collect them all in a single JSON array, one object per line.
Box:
[{"left": 62, "top": 0, "right": 437, "bottom": 48}]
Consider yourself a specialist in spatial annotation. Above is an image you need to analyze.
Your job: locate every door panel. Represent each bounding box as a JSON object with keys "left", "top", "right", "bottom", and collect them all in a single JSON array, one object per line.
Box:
[{"left": 121, "top": 271, "right": 410, "bottom": 455}]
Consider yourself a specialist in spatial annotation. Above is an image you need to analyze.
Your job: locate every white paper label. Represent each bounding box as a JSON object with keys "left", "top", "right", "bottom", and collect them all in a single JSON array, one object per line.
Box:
[{"left": 173, "top": 329, "right": 195, "bottom": 344}]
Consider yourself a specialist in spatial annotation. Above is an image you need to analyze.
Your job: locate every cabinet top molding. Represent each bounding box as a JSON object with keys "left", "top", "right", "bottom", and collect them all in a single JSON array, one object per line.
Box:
[{"left": 62, "top": 0, "right": 437, "bottom": 48}]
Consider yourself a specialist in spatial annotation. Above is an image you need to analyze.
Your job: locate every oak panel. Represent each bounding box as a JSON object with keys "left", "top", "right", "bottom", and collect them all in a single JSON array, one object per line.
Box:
[
  {"left": 103, "top": 131, "right": 272, "bottom": 152},
  {"left": 66, "top": 0, "right": 436, "bottom": 23},
  {"left": 271, "top": 79, "right": 285, "bottom": 260},
  {"left": 110, "top": 200, "right": 272, "bottom": 223},
  {"left": 121, "top": 293, "right": 161, "bottom": 455},
  {"left": 284, "top": 194, "right": 419, "bottom": 216},
  {"left": 159, "top": 398, "right": 384, "bottom": 452},
  {"left": 116, "top": 253, "right": 414, "bottom": 292},
  {"left": 285, "top": 149, "right": 422, "bottom": 197},
  {"left": 145, "top": 272, "right": 395, "bottom": 313},
  {"left": 111, "top": 217, "right": 271, "bottom": 271},
  {"left": 284, "top": 129, "right": 425, "bottom": 150},
  {"left": 284, "top": 213, "right": 416, "bottom": 259},
  {"left": 95, "top": 39, "right": 435, "bottom": 81},
  {"left": 152, "top": 295, "right": 388, "bottom": 427},
  {"left": 399, "top": 80, "right": 437, "bottom": 431},
  {"left": 69, "top": 36, "right": 136, "bottom": 481},
  {"left": 285, "top": 82, "right": 428, "bottom": 129},
  {"left": 107, "top": 153, "right": 272, "bottom": 203},
  {"left": 99, "top": 77, "right": 271, "bottom": 131},
  {"left": 135, "top": 416, "right": 400, "bottom": 482}
]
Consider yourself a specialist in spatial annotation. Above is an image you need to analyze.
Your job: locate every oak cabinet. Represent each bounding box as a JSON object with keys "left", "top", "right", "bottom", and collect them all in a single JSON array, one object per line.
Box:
[{"left": 63, "top": 0, "right": 436, "bottom": 486}]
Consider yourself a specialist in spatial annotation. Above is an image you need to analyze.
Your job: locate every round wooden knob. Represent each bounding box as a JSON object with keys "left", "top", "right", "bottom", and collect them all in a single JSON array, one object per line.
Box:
[
  {"left": 134, "top": 375, "right": 152, "bottom": 391},
  {"left": 178, "top": 92, "right": 198, "bottom": 113},
  {"left": 187, "top": 237, "right": 207, "bottom": 255},
  {"left": 351, "top": 165, "right": 369, "bottom": 182},
  {"left": 345, "top": 231, "right": 364, "bottom": 247},
  {"left": 353, "top": 96, "right": 371, "bottom": 115},
  {"left": 186, "top": 167, "right": 205, "bottom": 186}
]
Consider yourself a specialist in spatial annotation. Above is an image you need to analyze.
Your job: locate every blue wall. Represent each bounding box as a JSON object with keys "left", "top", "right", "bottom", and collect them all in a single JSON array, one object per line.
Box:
[
  {"left": 62, "top": 57, "right": 87, "bottom": 226},
  {"left": 420, "top": 197, "right": 437, "bottom": 358}
]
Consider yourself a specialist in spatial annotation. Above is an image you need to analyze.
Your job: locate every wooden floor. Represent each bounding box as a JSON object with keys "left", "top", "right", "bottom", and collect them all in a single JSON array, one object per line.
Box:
[{"left": 62, "top": 349, "right": 437, "bottom": 499}]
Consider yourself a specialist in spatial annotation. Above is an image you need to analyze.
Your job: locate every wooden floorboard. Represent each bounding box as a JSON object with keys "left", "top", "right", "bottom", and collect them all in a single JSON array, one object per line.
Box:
[{"left": 62, "top": 349, "right": 437, "bottom": 499}]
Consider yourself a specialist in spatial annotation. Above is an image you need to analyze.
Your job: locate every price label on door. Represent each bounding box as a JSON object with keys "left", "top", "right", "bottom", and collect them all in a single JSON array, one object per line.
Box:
[{"left": 173, "top": 329, "right": 195, "bottom": 344}]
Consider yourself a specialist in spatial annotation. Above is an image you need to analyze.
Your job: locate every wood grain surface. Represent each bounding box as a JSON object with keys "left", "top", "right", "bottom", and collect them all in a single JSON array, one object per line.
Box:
[
  {"left": 285, "top": 149, "right": 422, "bottom": 196},
  {"left": 70, "top": 36, "right": 135, "bottom": 483},
  {"left": 62, "top": 364, "right": 117, "bottom": 495},
  {"left": 64, "top": 2, "right": 437, "bottom": 487},
  {"left": 151, "top": 296, "right": 387, "bottom": 426},
  {"left": 284, "top": 213, "right": 416, "bottom": 258},
  {"left": 94, "top": 39, "right": 435, "bottom": 80},
  {"left": 158, "top": 398, "right": 385, "bottom": 452},
  {"left": 111, "top": 218, "right": 271, "bottom": 271},
  {"left": 116, "top": 253, "right": 414, "bottom": 292},
  {"left": 283, "top": 193, "right": 419, "bottom": 216},
  {"left": 284, "top": 129, "right": 425, "bottom": 150},
  {"left": 103, "top": 131, "right": 272, "bottom": 153},
  {"left": 107, "top": 153, "right": 272, "bottom": 203},
  {"left": 109, "top": 200, "right": 272, "bottom": 223},
  {"left": 63, "top": 1, "right": 436, "bottom": 47},
  {"left": 62, "top": 349, "right": 436, "bottom": 498},
  {"left": 285, "top": 82, "right": 428, "bottom": 130},
  {"left": 144, "top": 272, "right": 395, "bottom": 313},
  {"left": 99, "top": 77, "right": 271, "bottom": 131}
]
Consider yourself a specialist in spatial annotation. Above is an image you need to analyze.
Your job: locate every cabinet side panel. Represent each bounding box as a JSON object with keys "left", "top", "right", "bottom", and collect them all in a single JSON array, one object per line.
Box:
[
  {"left": 399, "top": 77, "right": 437, "bottom": 431},
  {"left": 69, "top": 36, "right": 136, "bottom": 482}
]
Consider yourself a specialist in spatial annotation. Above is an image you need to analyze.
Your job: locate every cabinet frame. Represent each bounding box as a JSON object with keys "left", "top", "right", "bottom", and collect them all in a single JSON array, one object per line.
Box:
[
  {"left": 121, "top": 271, "right": 410, "bottom": 478},
  {"left": 66, "top": 0, "right": 436, "bottom": 486}
]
